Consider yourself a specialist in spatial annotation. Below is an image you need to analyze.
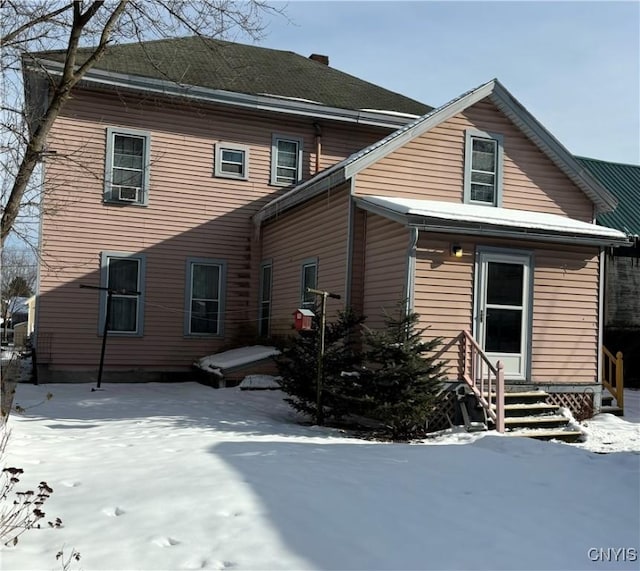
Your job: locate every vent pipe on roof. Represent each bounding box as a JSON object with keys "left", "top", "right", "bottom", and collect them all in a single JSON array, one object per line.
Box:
[{"left": 309, "top": 54, "right": 329, "bottom": 65}]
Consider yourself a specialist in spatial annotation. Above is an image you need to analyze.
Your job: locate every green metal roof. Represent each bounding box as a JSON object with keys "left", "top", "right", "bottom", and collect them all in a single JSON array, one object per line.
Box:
[
  {"left": 33, "top": 36, "right": 432, "bottom": 117},
  {"left": 577, "top": 157, "right": 640, "bottom": 237}
]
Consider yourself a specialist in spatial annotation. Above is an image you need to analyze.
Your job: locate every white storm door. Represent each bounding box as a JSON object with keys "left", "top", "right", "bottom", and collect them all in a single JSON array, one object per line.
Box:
[{"left": 476, "top": 251, "right": 531, "bottom": 380}]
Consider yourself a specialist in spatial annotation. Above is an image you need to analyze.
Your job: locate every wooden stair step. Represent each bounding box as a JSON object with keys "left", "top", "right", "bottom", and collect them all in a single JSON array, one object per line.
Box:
[
  {"left": 505, "top": 428, "right": 583, "bottom": 443},
  {"left": 601, "top": 395, "right": 614, "bottom": 407},
  {"left": 504, "top": 415, "right": 569, "bottom": 429},
  {"left": 484, "top": 390, "right": 550, "bottom": 404},
  {"left": 499, "top": 402, "right": 560, "bottom": 417},
  {"left": 600, "top": 405, "right": 624, "bottom": 416}
]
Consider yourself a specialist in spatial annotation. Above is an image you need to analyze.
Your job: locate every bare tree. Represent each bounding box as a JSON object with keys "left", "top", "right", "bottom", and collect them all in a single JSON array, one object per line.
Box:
[{"left": 0, "top": 0, "right": 282, "bottom": 246}]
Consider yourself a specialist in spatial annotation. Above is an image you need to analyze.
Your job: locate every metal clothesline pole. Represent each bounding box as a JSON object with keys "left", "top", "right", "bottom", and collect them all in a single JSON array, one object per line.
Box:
[
  {"left": 79, "top": 284, "right": 140, "bottom": 391},
  {"left": 306, "top": 287, "right": 341, "bottom": 426}
]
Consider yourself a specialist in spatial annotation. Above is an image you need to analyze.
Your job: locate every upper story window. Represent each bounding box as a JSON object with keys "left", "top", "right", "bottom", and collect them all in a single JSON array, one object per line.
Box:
[
  {"left": 99, "top": 252, "right": 145, "bottom": 336},
  {"left": 104, "top": 127, "right": 151, "bottom": 206},
  {"left": 271, "top": 134, "right": 303, "bottom": 186},
  {"left": 215, "top": 142, "right": 249, "bottom": 180},
  {"left": 463, "top": 129, "right": 504, "bottom": 207}
]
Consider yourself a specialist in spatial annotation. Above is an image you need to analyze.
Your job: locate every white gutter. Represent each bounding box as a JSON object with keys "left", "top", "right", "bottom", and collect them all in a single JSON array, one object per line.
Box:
[{"left": 28, "top": 59, "right": 418, "bottom": 130}]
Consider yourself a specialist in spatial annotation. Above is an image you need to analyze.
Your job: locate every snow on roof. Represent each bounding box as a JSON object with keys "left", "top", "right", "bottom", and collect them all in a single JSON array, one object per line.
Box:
[
  {"left": 258, "top": 93, "right": 323, "bottom": 105},
  {"left": 195, "top": 345, "right": 280, "bottom": 372},
  {"left": 359, "top": 108, "right": 420, "bottom": 119},
  {"left": 359, "top": 196, "right": 629, "bottom": 242}
]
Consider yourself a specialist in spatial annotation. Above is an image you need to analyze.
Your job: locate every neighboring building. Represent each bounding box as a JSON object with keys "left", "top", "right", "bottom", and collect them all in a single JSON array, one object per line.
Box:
[
  {"left": 578, "top": 158, "right": 640, "bottom": 386},
  {"left": 24, "top": 38, "right": 630, "bottom": 415}
]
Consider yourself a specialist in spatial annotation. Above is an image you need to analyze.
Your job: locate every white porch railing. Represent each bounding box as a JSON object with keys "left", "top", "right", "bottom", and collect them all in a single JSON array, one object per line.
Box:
[{"left": 461, "top": 330, "right": 505, "bottom": 433}]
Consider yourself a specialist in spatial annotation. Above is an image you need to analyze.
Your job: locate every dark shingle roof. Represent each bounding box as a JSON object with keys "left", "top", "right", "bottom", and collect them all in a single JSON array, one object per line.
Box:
[
  {"left": 36, "top": 36, "right": 431, "bottom": 116},
  {"left": 577, "top": 157, "right": 640, "bottom": 236}
]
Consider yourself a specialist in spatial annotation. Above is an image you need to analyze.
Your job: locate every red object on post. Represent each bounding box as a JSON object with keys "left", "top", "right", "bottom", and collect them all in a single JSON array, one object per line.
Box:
[{"left": 293, "top": 308, "right": 314, "bottom": 331}]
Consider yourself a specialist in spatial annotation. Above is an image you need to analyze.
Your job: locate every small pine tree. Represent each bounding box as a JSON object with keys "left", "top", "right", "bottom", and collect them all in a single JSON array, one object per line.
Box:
[
  {"left": 276, "top": 308, "right": 365, "bottom": 423},
  {"left": 359, "top": 305, "right": 447, "bottom": 439}
]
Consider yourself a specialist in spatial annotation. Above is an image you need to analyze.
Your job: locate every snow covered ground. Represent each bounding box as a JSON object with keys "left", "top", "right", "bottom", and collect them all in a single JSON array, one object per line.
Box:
[{"left": 1, "top": 382, "right": 639, "bottom": 571}]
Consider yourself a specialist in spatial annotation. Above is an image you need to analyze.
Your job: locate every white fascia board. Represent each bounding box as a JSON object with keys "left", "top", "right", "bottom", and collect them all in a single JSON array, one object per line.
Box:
[
  {"left": 353, "top": 197, "right": 410, "bottom": 226},
  {"left": 34, "top": 59, "right": 414, "bottom": 129},
  {"left": 407, "top": 218, "right": 630, "bottom": 248},
  {"left": 344, "top": 80, "right": 496, "bottom": 179},
  {"left": 489, "top": 82, "right": 617, "bottom": 212}
]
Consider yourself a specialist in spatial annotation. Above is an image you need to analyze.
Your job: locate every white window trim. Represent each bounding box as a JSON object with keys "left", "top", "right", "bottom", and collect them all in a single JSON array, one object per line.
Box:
[
  {"left": 271, "top": 134, "right": 303, "bottom": 186},
  {"left": 214, "top": 142, "right": 250, "bottom": 180},
  {"left": 104, "top": 127, "right": 151, "bottom": 206},
  {"left": 300, "top": 257, "right": 318, "bottom": 309},
  {"left": 99, "top": 251, "right": 146, "bottom": 337},
  {"left": 184, "top": 257, "right": 226, "bottom": 337},
  {"left": 463, "top": 129, "right": 504, "bottom": 207}
]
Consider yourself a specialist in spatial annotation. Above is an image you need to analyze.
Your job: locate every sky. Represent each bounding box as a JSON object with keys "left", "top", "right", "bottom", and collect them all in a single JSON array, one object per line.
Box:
[{"left": 258, "top": 1, "right": 639, "bottom": 165}]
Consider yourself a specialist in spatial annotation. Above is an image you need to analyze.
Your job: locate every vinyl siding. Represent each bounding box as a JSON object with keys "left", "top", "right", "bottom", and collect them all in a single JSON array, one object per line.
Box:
[
  {"left": 38, "top": 89, "right": 387, "bottom": 373},
  {"left": 412, "top": 233, "right": 599, "bottom": 383},
  {"left": 355, "top": 99, "right": 594, "bottom": 222},
  {"left": 361, "top": 214, "right": 409, "bottom": 331},
  {"left": 531, "top": 247, "right": 599, "bottom": 382},
  {"left": 260, "top": 184, "right": 352, "bottom": 337},
  {"left": 413, "top": 236, "right": 475, "bottom": 379}
]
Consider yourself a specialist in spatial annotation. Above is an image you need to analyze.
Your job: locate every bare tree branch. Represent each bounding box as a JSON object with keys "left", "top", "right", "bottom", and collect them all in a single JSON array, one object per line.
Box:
[{"left": 0, "top": 2, "right": 72, "bottom": 46}]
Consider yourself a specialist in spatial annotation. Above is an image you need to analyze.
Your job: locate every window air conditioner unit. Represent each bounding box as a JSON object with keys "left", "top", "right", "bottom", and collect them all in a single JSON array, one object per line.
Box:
[{"left": 117, "top": 186, "right": 140, "bottom": 202}]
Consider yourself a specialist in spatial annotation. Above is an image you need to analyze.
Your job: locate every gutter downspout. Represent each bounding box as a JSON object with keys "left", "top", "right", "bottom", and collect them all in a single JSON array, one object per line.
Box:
[
  {"left": 313, "top": 122, "right": 322, "bottom": 174},
  {"left": 406, "top": 227, "right": 419, "bottom": 311},
  {"left": 344, "top": 177, "right": 356, "bottom": 307},
  {"left": 596, "top": 247, "right": 605, "bottom": 412}
]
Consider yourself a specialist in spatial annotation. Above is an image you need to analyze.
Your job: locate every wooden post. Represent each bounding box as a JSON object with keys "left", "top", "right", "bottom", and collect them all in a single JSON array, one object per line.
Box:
[
  {"left": 495, "top": 360, "right": 505, "bottom": 433},
  {"left": 616, "top": 351, "right": 624, "bottom": 410}
]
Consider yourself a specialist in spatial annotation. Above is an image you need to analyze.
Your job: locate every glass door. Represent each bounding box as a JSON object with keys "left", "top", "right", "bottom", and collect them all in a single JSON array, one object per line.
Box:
[{"left": 476, "top": 251, "right": 531, "bottom": 380}]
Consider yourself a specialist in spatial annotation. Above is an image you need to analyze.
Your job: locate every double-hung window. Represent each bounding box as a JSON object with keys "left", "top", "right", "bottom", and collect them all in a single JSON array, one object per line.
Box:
[
  {"left": 104, "top": 127, "right": 151, "bottom": 205},
  {"left": 100, "top": 252, "right": 145, "bottom": 335},
  {"left": 258, "top": 261, "right": 272, "bottom": 337},
  {"left": 185, "top": 258, "right": 225, "bottom": 336},
  {"left": 215, "top": 142, "right": 249, "bottom": 180},
  {"left": 271, "top": 135, "right": 303, "bottom": 186},
  {"left": 300, "top": 258, "right": 318, "bottom": 309},
  {"left": 463, "top": 130, "right": 504, "bottom": 206}
]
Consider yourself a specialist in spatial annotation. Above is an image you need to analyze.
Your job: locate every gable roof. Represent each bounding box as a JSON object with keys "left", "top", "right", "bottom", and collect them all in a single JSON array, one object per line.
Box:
[
  {"left": 255, "top": 79, "right": 618, "bottom": 225},
  {"left": 30, "top": 36, "right": 431, "bottom": 118},
  {"left": 577, "top": 157, "right": 640, "bottom": 237}
]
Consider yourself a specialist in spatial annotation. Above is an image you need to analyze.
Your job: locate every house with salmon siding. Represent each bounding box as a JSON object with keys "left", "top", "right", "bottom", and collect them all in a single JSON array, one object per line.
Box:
[{"left": 24, "top": 37, "right": 630, "bottom": 422}]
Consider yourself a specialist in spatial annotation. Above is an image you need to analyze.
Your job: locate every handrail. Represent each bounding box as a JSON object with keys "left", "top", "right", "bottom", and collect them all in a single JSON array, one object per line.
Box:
[
  {"left": 461, "top": 330, "right": 505, "bottom": 433},
  {"left": 602, "top": 346, "right": 624, "bottom": 411}
]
